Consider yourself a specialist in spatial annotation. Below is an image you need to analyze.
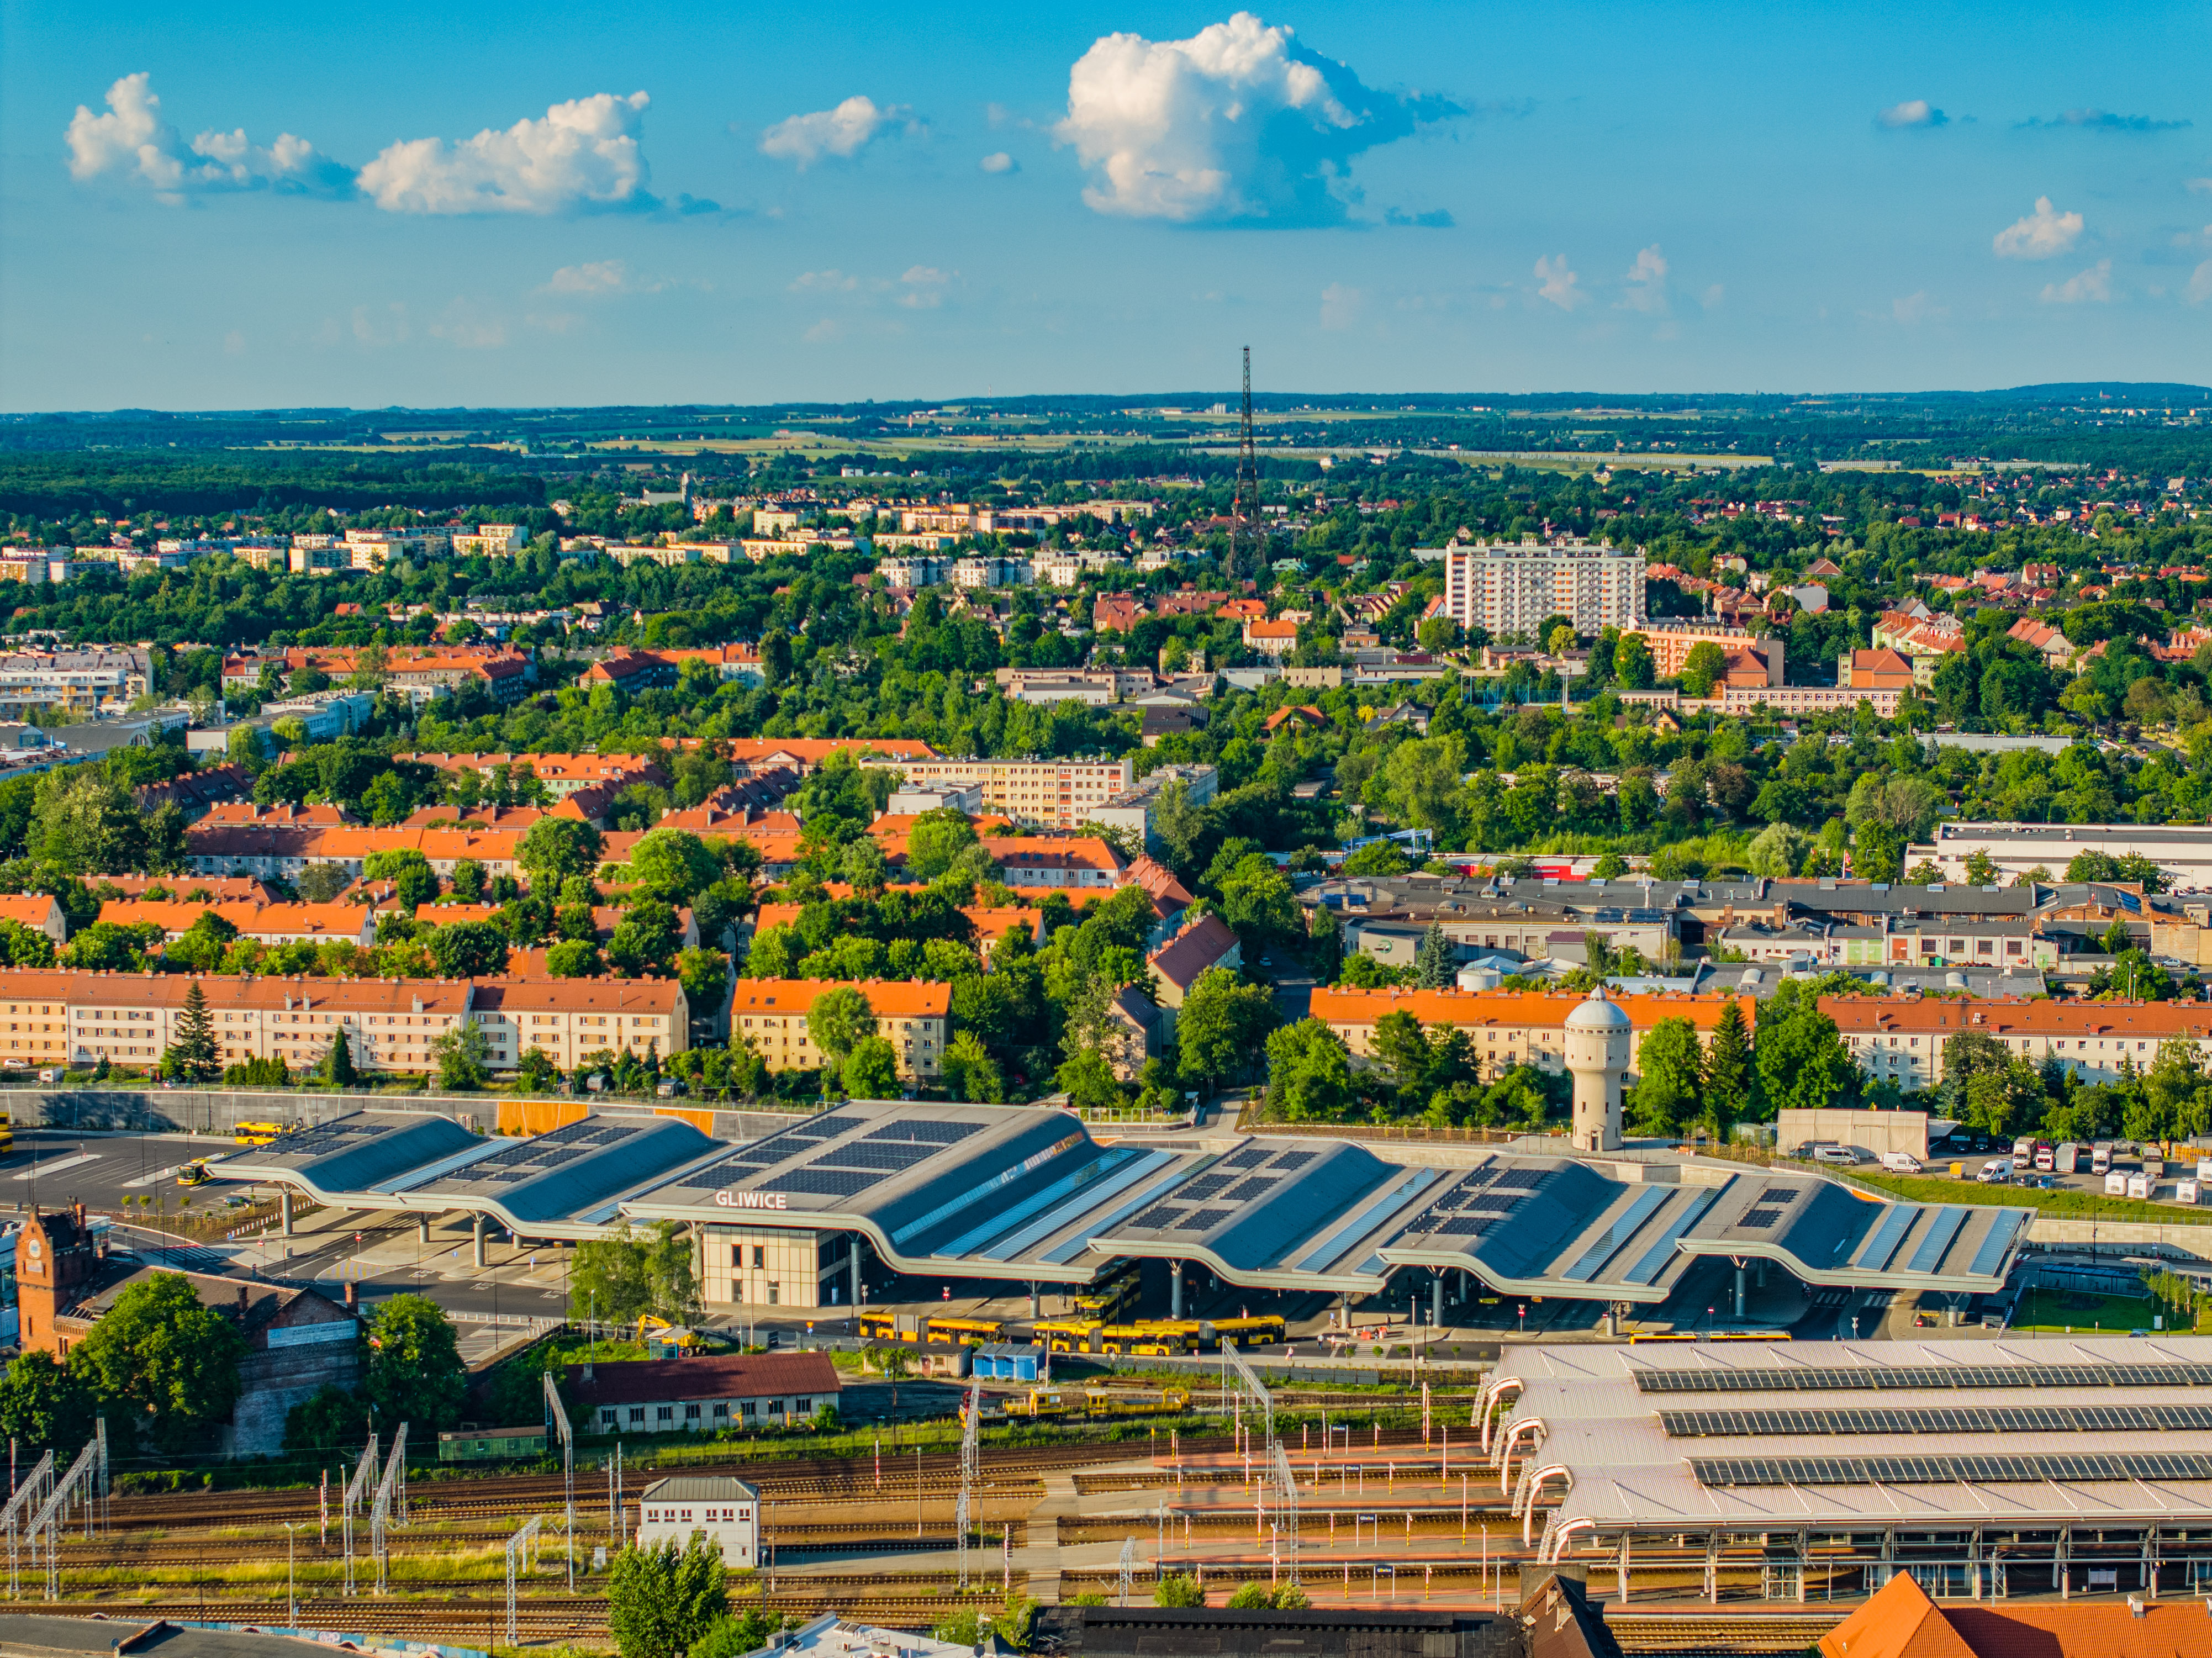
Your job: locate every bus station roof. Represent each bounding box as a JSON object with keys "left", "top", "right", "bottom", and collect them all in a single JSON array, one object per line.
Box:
[{"left": 221, "top": 1103, "right": 2031, "bottom": 1300}]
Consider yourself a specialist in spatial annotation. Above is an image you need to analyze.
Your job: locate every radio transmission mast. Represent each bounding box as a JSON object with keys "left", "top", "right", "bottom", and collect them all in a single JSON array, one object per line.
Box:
[{"left": 1230, "top": 346, "right": 1257, "bottom": 579}]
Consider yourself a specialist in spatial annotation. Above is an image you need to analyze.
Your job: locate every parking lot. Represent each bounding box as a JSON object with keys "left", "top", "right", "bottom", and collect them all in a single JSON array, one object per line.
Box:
[{"left": 1881, "top": 1135, "right": 2211, "bottom": 1204}]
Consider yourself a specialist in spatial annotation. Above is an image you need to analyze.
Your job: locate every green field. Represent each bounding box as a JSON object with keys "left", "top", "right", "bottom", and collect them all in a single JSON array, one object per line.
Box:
[{"left": 1843, "top": 1168, "right": 2212, "bottom": 1227}]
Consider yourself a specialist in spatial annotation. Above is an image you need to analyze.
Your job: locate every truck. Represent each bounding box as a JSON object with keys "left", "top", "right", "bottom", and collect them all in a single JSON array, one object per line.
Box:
[
  {"left": 2093, "top": 1142, "right": 2115, "bottom": 1175},
  {"left": 2105, "top": 1172, "right": 2130, "bottom": 1196},
  {"left": 2056, "top": 1142, "right": 2081, "bottom": 1174},
  {"left": 2034, "top": 1143, "right": 2056, "bottom": 1173},
  {"left": 2013, "top": 1137, "right": 2037, "bottom": 1170}
]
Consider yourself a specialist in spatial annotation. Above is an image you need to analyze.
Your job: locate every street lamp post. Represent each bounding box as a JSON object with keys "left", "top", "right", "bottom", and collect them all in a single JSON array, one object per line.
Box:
[{"left": 283, "top": 1521, "right": 302, "bottom": 1626}]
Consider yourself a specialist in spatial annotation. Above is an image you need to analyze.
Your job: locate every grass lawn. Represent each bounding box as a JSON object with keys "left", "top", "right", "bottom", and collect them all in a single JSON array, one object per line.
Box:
[{"left": 2010, "top": 1287, "right": 2166, "bottom": 1333}]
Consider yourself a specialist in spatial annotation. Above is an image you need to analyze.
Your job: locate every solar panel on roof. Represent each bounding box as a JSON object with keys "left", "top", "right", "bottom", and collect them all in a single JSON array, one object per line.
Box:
[
  {"left": 1757, "top": 1187, "right": 1798, "bottom": 1205},
  {"left": 1740, "top": 1207, "right": 1784, "bottom": 1228},
  {"left": 777, "top": 1168, "right": 888, "bottom": 1197},
  {"left": 1491, "top": 1167, "right": 1551, "bottom": 1190},
  {"left": 861, "top": 1121, "right": 979, "bottom": 1145},
  {"left": 1690, "top": 1451, "right": 2212, "bottom": 1487},
  {"left": 812, "top": 1141, "right": 937, "bottom": 1173},
  {"left": 1176, "top": 1207, "right": 1233, "bottom": 1231},
  {"left": 1222, "top": 1178, "right": 1276, "bottom": 1203},
  {"left": 1268, "top": 1151, "right": 1317, "bottom": 1171},
  {"left": 536, "top": 1121, "right": 601, "bottom": 1145},
  {"left": 583, "top": 1126, "right": 635, "bottom": 1145},
  {"left": 1634, "top": 1362, "right": 2212, "bottom": 1393},
  {"left": 1175, "top": 1174, "right": 1236, "bottom": 1203},
  {"left": 1223, "top": 1147, "right": 1270, "bottom": 1170},
  {"left": 1660, "top": 1403, "right": 2212, "bottom": 1438},
  {"left": 1131, "top": 1205, "right": 1185, "bottom": 1229},
  {"left": 786, "top": 1114, "right": 864, "bottom": 1139},
  {"left": 1429, "top": 1216, "right": 1491, "bottom": 1236}
]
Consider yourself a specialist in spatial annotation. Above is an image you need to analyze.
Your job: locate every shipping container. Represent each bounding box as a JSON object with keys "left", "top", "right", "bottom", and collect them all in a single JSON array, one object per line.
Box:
[{"left": 2056, "top": 1142, "right": 2081, "bottom": 1174}]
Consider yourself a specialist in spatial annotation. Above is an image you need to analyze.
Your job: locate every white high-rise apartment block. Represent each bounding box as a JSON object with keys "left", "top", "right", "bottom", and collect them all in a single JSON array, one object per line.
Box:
[{"left": 1439, "top": 538, "right": 1645, "bottom": 639}]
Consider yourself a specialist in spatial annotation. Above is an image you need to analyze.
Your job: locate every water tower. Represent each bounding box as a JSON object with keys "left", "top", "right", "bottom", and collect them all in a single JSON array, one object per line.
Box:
[{"left": 1564, "top": 984, "right": 1633, "bottom": 1153}]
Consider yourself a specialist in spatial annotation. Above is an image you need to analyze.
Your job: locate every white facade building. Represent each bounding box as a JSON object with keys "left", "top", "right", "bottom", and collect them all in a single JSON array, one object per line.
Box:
[
  {"left": 635, "top": 1475, "right": 759, "bottom": 1568},
  {"left": 1440, "top": 538, "right": 1645, "bottom": 640}
]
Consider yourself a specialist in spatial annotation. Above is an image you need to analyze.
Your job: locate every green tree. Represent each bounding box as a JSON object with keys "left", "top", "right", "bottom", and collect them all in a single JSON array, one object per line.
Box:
[
  {"left": 70, "top": 1272, "right": 243, "bottom": 1452},
  {"left": 693, "top": 1611, "right": 793, "bottom": 1658},
  {"left": 515, "top": 1047, "right": 561, "bottom": 1093},
  {"left": 571, "top": 1221, "right": 700, "bottom": 1327},
  {"left": 1627, "top": 1018, "right": 1703, "bottom": 1138},
  {"left": 163, "top": 980, "right": 219, "bottom": 1083},
  {"left": 1263, "top": 1018, "right": 1355, "bottom": 1121},
  {"left": 296, "top": 862, "right": 352, "bottom": 903},
  {"left": 448, "top": 858, "right": 487, "bottom": 902},
  {"left": 1155, "top": 1574, "right": 1207, "bottom": 1607},
  {"left": 519, "top": 817, "right": 605, "bottom": 893},
  {"left": 806, "top": 985, "right": 875, "bottom": 1066},
  {"left": 32, "top": 768, "right": 145, "bottom": 874},
  {"left": 547, "top": 939, "right": 604, "bottom": 977},
  {"left": 608, "top": 1536, "right": 730, "bottom": 1658},
  {"left": 630, "top": 829, "right": 722, "bottom": 905},
  {"left": 1678, "top": 640, "right": 1730, "bottom": 698},
  {"left": 427, "top": 921, "right": 510, "bottom": 979},
  {"left": 1176, "top": 967, "right": 1277, "bottom": 1093},
  {"left": 0, "top": 1350, "right": 95, "bottom": 1450},
  {"left": 321, "top": 1026, "right": 358, "bottom": 1085},
  {"left": 905, "top": 809, "right": 980, "bottom": 880},
  {"left": 429, "top": 1018, "right": 490, "bottom": 1089},
  {"left": 282, "top": 1384, "right": 369, "bottom": 1455},
  {"left": 1752, "top": 981, "right": 1855, "bottom": 1117},
  {"left": 1414, "top": 922, "right": 1453, "bottom": 989},
  {"left": 941, "top": 1031, "right": 1005, "bottom": 1102},
  {"left": 366, "top": 1294, "right": 466, "bottom": 1432},
  {"left": 1701, "top": 1000, "right": 1752, "bottom": 1141},
  {"left": 843, "top": 1036, "right": 901, "bottom": 1097},
  {"left": 1614, "top": 634, "right": 1655, "bottom": 689}
]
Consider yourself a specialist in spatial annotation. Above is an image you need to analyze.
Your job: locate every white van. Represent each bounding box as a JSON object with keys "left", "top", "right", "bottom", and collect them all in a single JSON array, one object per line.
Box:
[
  {"left": 1978, "top": 1158, "right": 2013, "bottom": 1183},
  {"left": 1812, "top": 1145, "right": 1859, "bottom": 1166},
  {"left": 1880, "top": 1151, "right": 1924, "bottom": 1174}
]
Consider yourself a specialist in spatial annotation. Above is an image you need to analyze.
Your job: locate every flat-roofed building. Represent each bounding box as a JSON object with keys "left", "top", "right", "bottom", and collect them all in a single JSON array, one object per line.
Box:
[
  {"left": 634, "top": 1475, "right": 761, "bottom": 1564},
  {"left": 1309, "top": 986, "right": 1755, "bottom": 1081},
  {"left": 569, "top": 1351, "right": 838, "bottom": 1439},
  {"left": 874, "top": 755, "right": 1135, "bottom": 830},
  {"left": 1440, "top": 538, "right": 1645, "bottom": 639}
]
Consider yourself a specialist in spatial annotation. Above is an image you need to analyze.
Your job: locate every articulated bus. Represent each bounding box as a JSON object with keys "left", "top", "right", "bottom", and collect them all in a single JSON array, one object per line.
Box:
[
  {"left": 233, "top": 1121, "right": 289, "bottom": 1148},
  {"left": 1032, "top": 1318, "right": 1105, "bottom": 1354},
  {"left": 1071, "top": 1261, "right": 1142, "bottom": 1322},
  {"left": 1097, "top": 1323, "right": 1196, "bottom": 1356},
  {"left": 1628, "top": 1329, "right": 1792, "bottom": 1344},
  {"left": 1207, "top": 1316, "right": 1286, "bottom": 1349},
  {"left": 0, "top": 1108, "right": 13, "bottom": 1155},
  {"left": 923, "top": 1316, "right": 1005, "bottom": 1346},
  {"left": 859, "top": 1312, "right": 914, "bottom": 1343}
]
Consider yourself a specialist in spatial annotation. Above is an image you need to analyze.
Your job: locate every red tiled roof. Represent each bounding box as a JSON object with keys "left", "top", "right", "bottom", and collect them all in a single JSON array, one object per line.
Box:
[{"left": 564, "top": 1351, "right": 840, "bottom": 1408}]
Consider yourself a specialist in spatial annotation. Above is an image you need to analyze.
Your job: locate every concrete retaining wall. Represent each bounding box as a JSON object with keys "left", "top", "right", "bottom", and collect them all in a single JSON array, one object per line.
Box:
[{"left": 0, "top": 1089, "right": 823, "bottom": 1143}]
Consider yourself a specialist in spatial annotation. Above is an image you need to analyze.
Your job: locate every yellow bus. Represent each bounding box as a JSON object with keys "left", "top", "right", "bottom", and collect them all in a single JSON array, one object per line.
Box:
[
  {"left": 859, "top": 1312, "right": 914, "bottom": 1343},
  {"left": 1629, "top": 1329, "right": 1792, "bottom": 1344},
  {"left": 1098, "top": 1322, "right": 1196, "bottom": 1357},
  {"left": 1032, "top": 1318, "right": 1104, "bottom": 1354},
  {"left": 925, "top": 1316, "right": 1005, "bottom": 1346},
  {"left": 1207, "top": 1316, "right": 1286, "bottom": 1349},
  {"left": 233, "top": 1121, "right": 289, "bottom": 1148},
  {"left": 1071, "top": 1261, "right": 1141, "bottom": 1322},
  {"left": 0, "top": 1108, "right": 12, "bottom": 1155}
]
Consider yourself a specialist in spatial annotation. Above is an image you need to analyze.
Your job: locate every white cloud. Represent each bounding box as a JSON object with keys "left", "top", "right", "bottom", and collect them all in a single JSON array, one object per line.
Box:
[
  {"left": 791, "top": 269, "right": 862, "bottom": 292},
  {"left": 65, "top": 72, "right": 350, "bottom": 198},
  {"left": 356, "top": 92, "right": 652, "bottom": 214},
  {"left": 1533, "top": 255, "right": 1585, "bottom": 310},
  {"left": 802, "top": 318, "right": 843, "bottom": 344},
  {"left": 759, "top": 96, "right": 909, "bottom": 168},
  {"left": 1701, "top": 283, "right": 1725, "bottom": 309},
  {"left": 898, "top": 266, "right": 953, "bottom": 308},
  {"left": 1319, "top": 282, "right": 1363, "bottom": 329},
  {"left": 2187, "top": 261, "right": 2212, "bottom": 304},
  {"left": 2041, "top": 258, "right": 2113, "bottom": 303},
  {"left": 1055, "top": 10, "right": 1455, "bottom": 224},
  {"left": 1877, "top": 99, "right": 1946, "bottom": 129},
  {"left": 1892, "top": 291, "right": 1943, "bottom": 323},
  {"left": 1993, "top": 195, "right": 2083, "bottom": 260},
  {"left": 351, "top": 303, "right": 410, "bottom": 347},
  {"left": 2189, "top": 178, "right": 2212, "bottom": 193},
  {"left": 979, "top": 151, "right": 1017, "bottom": 175},
  {"left": 1618, "top": 244, "right": 1668, "bottom": 313},
  {"left": 545, "top": 260, "right": 630, "bottom": 295}
]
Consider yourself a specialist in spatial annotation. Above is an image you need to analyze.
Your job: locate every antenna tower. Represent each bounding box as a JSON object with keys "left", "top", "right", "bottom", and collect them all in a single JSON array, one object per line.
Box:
[{"left": 1231, "top": 346, "right": 1257, "bottom": 579}]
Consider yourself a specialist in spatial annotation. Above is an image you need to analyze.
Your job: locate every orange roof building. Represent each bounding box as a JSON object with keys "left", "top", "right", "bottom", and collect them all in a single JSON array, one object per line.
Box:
[
  {"left": 727, "top": 977, "right": 950, "bottom": 1081},
  {"left": 1822, "top": 1570, "right": 2212, "bottom": 1658},
  {"left": 97, "top": 899, "right": 378, "bottom": 948},
  {"left": 1308, "top": 986, "right": 1754, "bottom": 1076}
]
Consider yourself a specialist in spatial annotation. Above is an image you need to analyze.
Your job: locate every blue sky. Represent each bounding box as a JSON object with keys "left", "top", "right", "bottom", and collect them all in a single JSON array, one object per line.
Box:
[{"left": 5, "top": 0, "right": 2210, "bottom": 410}]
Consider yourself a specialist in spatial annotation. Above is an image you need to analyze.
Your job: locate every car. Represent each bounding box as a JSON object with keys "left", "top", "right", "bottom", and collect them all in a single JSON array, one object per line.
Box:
[
  {"left": 1978, "top": 1158, "right": 2013, "bottom": 1183},
  {"left": 1811, "top": 1145, "right": 1859, "bottom": 1166}
]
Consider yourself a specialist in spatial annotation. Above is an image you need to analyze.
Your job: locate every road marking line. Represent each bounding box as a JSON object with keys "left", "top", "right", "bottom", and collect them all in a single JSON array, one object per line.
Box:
[{"left": 12, "top": 1153, "right": 99, "bottom": 1181}]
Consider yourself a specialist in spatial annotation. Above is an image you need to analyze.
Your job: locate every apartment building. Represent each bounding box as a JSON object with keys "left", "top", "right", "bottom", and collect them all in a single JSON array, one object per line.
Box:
[
  {"left": 1308, "top": 986, "right": 1752, "bottom": 1080},
  {"left": 0, "top": 648, "right": 151, "bottom": 721},
  {"left": 1438, "top": 538, "right": 1645, "bottom": 639},
  {"left": 1825, "top": 995, "right": 2212, "bottom": 1092},
  {"left": 183, "top": 821, "right": 528, "bottom": 881},
  {"left": 1621, "top": 620, "right": 1784, "bottom": 685},
  {"left": 726, "top": 977, "right": 949, "bottom": 1081},
  {"left": 1087, "top": 763, "right": 1221, "bottom": 852},
  {"left": 96, "top": 899, "right": 379, "bottom": 949},
  {"left": 395, "top": 752, "right": 670, "bottom": 800},
  {"left": 951, "top": 556, "right": 1031, "bottom": 589},
  {"left": 452, "top": 525, "right": 525, "bottom": 556},
  {"left": 0, "top": 969, "right": 680, "bottom": 1075},
  {"left": 343, "top": 527, "right": 453, "bottom": 561},
  {"left": 872, "top": 755, "right": 1135, "bottom": 829}
]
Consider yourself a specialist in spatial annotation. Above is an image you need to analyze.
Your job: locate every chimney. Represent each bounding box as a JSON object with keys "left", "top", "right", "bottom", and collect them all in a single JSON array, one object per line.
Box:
[
  {"left": 344, "top": 1280, "right": 357, "bottom": 1310},
  {"left": 236, "top": 1285, "right": 248, "bottom": 1317}
]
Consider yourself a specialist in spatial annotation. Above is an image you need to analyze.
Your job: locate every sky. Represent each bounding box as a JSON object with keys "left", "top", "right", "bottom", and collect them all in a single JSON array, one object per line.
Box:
[{"left": 4, "top": 0, "right": 2211, "bottom": 411}]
